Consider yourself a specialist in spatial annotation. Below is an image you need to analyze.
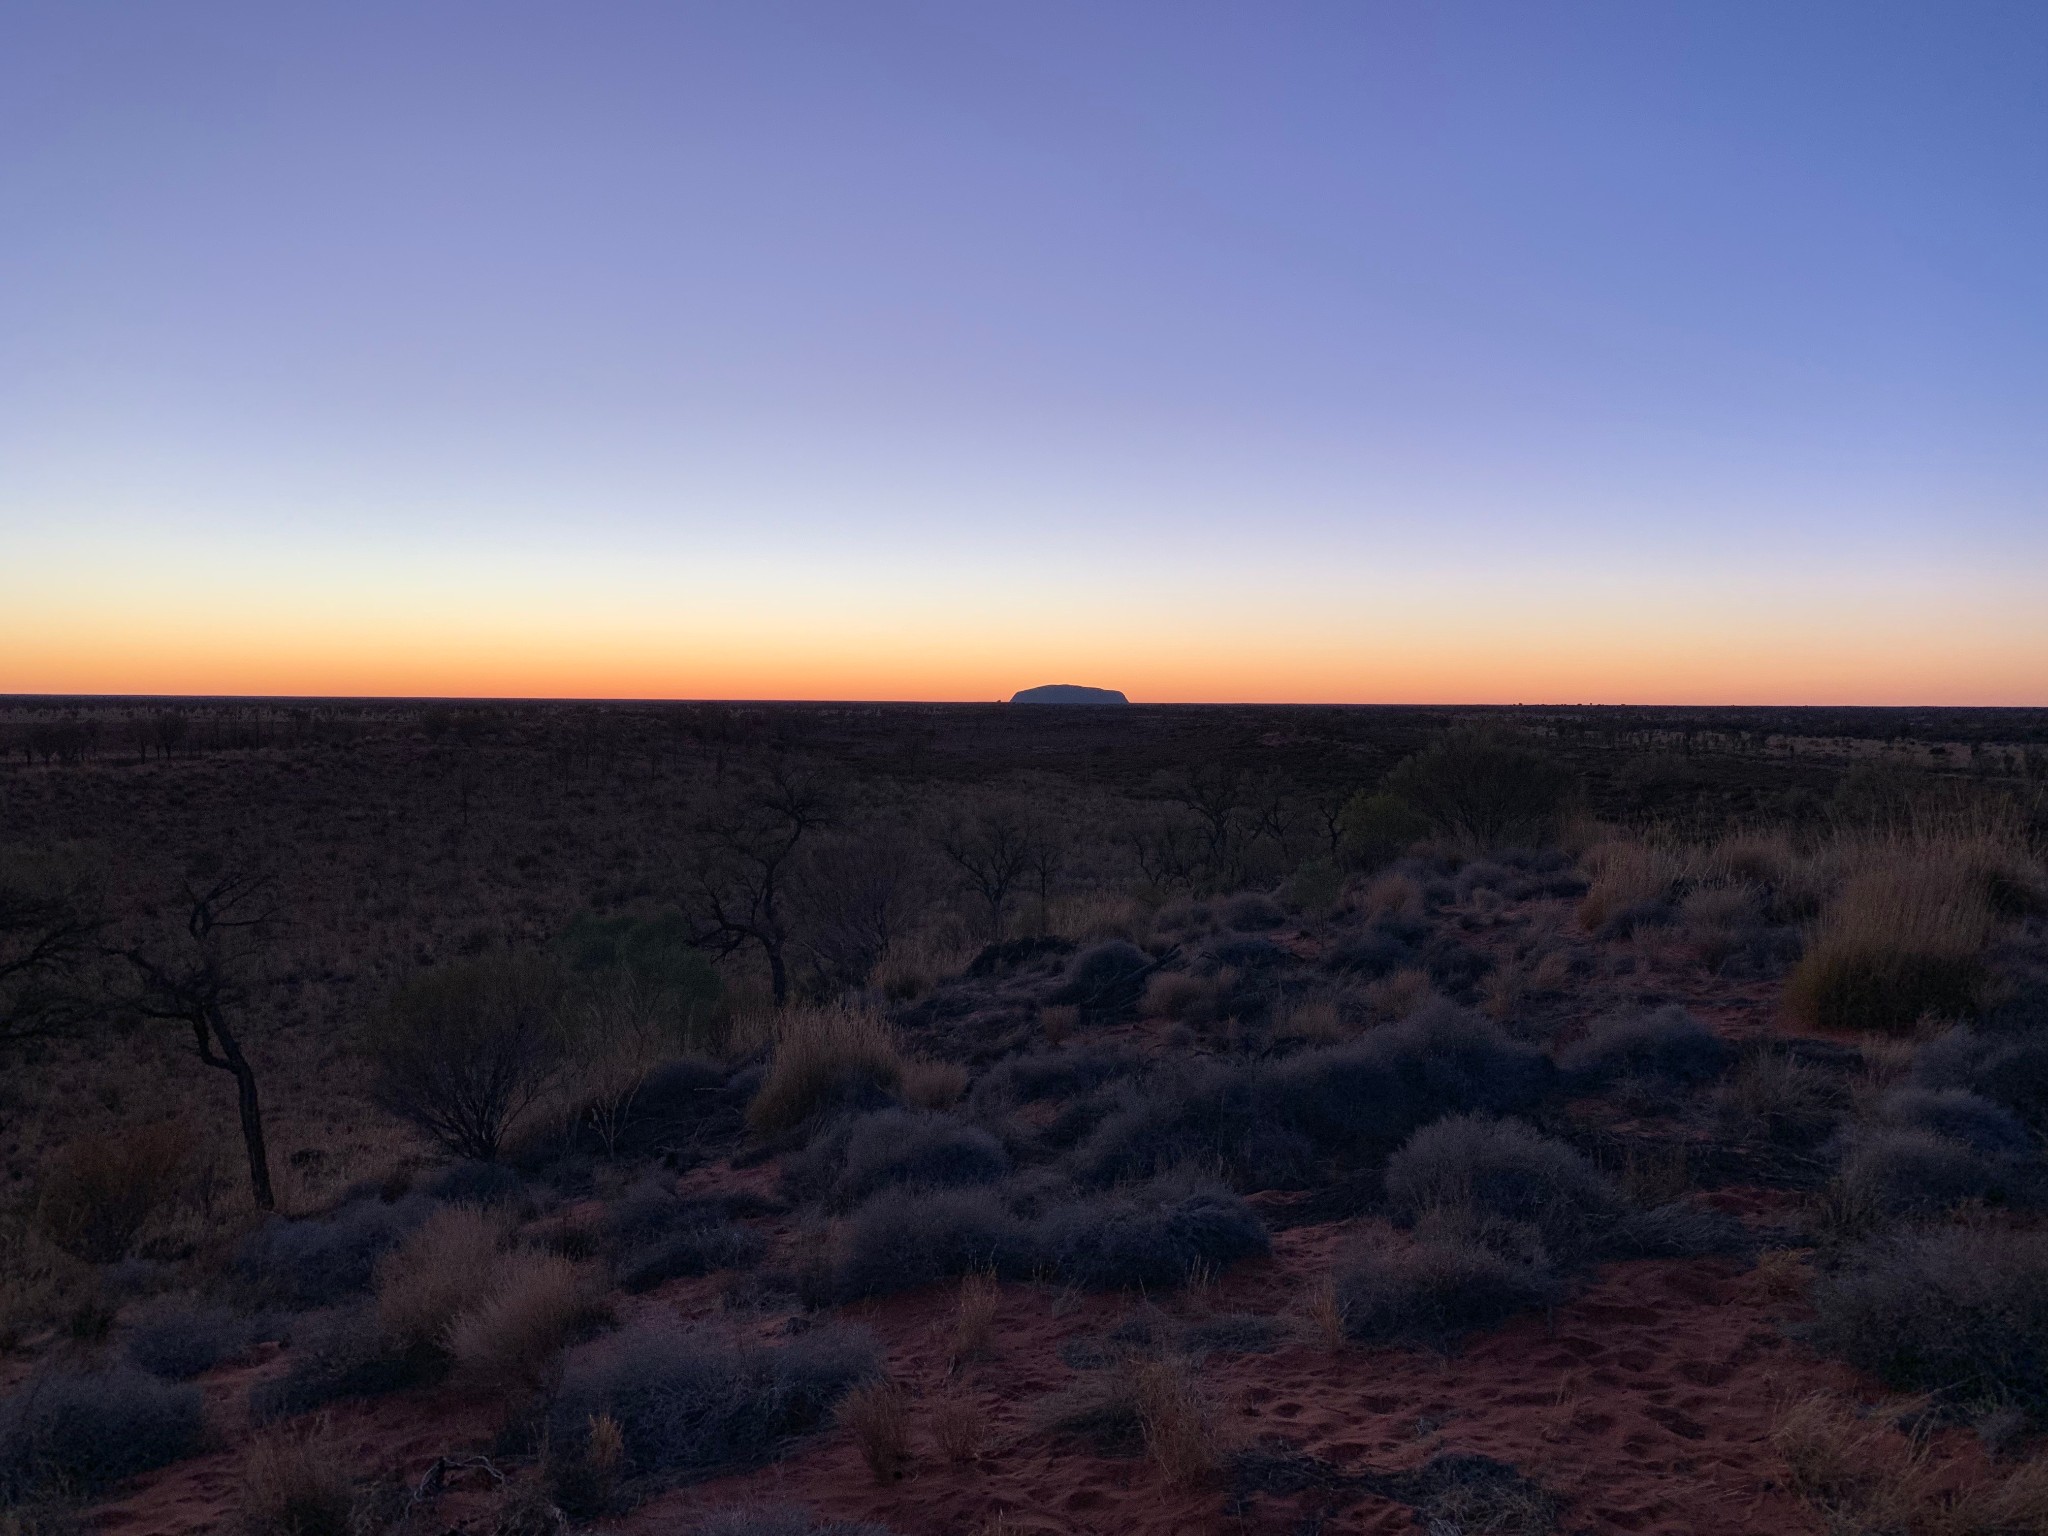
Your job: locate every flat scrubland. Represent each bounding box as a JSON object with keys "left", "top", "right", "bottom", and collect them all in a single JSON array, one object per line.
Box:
[{"left": 3, "top": 700, "right": 2048, "bottom": 1536}]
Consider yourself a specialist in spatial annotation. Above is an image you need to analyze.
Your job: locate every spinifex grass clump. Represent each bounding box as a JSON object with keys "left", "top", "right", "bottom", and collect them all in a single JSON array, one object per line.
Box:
[
  {"left": 746, "top": 1005, "right": 905, "bottom": 1136},
  {"left": 1785, "top": 835, "right": 2000, "bottom": 1033}
]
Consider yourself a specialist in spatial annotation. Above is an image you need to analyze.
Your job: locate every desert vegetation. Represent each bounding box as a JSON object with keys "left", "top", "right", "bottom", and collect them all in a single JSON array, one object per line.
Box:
[{"left": 2, "top": 698, "right": 2047, "bottom": 1533}]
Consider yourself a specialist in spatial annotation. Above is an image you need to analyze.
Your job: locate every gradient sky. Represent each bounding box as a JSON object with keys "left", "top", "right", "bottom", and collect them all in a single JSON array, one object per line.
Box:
[{"left": 4, "top": 2, "right": 2045, "bottom": 704}]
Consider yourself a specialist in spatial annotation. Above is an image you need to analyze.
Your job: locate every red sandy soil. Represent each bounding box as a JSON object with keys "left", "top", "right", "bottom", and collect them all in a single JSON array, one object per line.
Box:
[{"left": 78, "top": 904, "right": 1968, "bottom": 1536}]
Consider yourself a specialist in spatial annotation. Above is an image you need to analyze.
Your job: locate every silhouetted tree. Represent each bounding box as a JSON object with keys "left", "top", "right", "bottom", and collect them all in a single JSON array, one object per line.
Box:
[
  {"left": 119, "top": 866, "right": 279, "bottom": 1208},
  {"left": 940, "top": 802, "right": 1034, "bottom": 942},
  {"left": 687, "top": 761, "right": 829, "bottom": 1006},
  {"left": 365, "top": 951, "right": 568, "bottom": 1161}
]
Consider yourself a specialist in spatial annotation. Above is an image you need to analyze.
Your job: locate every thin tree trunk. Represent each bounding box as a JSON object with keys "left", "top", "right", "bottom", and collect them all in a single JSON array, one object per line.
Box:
[{"left": 201, "top": 1013, "right": 275, "bottom": 1209}]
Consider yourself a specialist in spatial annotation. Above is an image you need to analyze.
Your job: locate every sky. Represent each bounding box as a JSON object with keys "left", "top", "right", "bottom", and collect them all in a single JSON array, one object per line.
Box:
[{"left": 3, "top": 2, "right": 2045, "bottom": 705}]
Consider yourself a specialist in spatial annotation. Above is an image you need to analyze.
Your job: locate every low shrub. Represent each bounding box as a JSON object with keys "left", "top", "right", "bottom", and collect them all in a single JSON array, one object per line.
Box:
[
  {"left": 1069, "top": 1062, "right": 1280, "bottom": 1188},
  {"left": 1877, "top": 1086, "right": 2031, "bottom": 1156},
  {"left": 1334, "top": 1229, "right": 1562, "bottom": 1353},
  {"left": 747, "top": 1006, "right": 904, "bottom": 1136},
  {"left": 1037, "top": 1181, "right": 1269, "bottom": 1291},
  {"left": 830, "top": 1189, "right": 1032, "bottom": 1300},
  {"left": 35, "top": 1123, "right": 194, "bottom": 1265},
  {"left": 250, "top": 1307, "right": 422, "bottom": 1422},
  {"left": 969, "top": 1045, "right": 1145, "bottom": 1111},
  {"left": 1809, "top": 1226, "right": 2048, "bottom": 1420},
  {"left": 602, "top": 1178, "right": 763, "bottom": 1292},
  {"left": 1383, "top": 1115, "right": 1623, "bottom": 1264},
  {"left": 1834, "top": 1127, "right": 2006, "bottom": 1219},
  {"left": 420, "top": 1160, "right": 528, "bottom": 1207},
  {"left": 830, "top": 1111, "right": 1009, "bottom": 1210},
  {"left": 239, "top": 1420, "right": 357, "bottom": 1536},
  {"left": 126, "top": 1297, "right": 262, "bottom": 1380},
  {"left": 236, "top": 1195, "right": 431, "bottom": 1309},
  {"left": 445, "top": 1250, "right": 603, "bottom": 1394},
  {"left": 0, "top": 1367, "right": 205, "bottom": 1499},
  {"left": 1220, "top": 893, "right": 1284, "bottom": 933},
  {"left": 1047, "top": 942, "right": 1155, "bottom": 1021},
  {"left": 365, "top": 950, "right": 570, "bottom": 1161},
  {"left": 1914, "top": 1027, "right": 2048, "bottom": 1137},
  {"left": 1260, "top": 1002, "right": 1552, "bottom": 1164},
  {"left": 1558, "top": 1007, "right": 1728, "bottom": 1091},
  {"left": 546, "top": 1317, "right": 879, "bottom": 1490},
  {"left": 1380, "top": 730, "right": 1574, "bottom": 850}
]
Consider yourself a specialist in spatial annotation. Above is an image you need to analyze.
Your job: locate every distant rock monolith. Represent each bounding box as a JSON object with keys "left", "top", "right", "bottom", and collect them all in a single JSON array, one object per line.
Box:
[{"left": 1008, "top": 685, "right": 1129, "bottom": 706}]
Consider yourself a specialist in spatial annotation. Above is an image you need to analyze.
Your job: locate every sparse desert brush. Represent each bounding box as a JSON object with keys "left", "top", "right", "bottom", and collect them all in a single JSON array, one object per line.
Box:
[
  {"left": 1131, "top": 1355, "right": 1218, "bottom": 1489},
  {"left": 1139, "top": 969, "right": 1211, "bottom": 1021},
  {"left": 365, "top": 950, "right": 570, "bottom": 1161},
  {"left": 1809, "top": 1225, "right": 2048, "bottom": 1421},
  {"left": 446, "top": 1250, "right": 602, "bottom": 1394},
  {"left": 1772, "top": 1390, "right": 2048, "bottom": 1536},
  {"left": 1357, "top": 872, "right": 1425, "bottom": 925},
  {"left": 0, "top": 1365, "right": 205, "bottom": 1500},
  {"left": 930, "top": 1387, "right": 989, "bottom": 1461},
  {"left": 1276, "top": 997, "right": 1346, "bottom": 1045},
  {"left": 1333, "top": 1227, "right": 1563, "bottom": 1353},
  {"left": 1785, "top": 822, "right": 2037, "bottom": 1034},
  {"left": 36, "top": 1121, "right": 196, "bottom": 1265},
  {"left": 1576, "top": 839, "right": 1683, "bottom": 932},
  {"left": 899, "top": 1057, "right": 968, "bottom": 1110},
  {"left": 838, "top": 1379, "right": 910, "bottom": 1482},
  {"left": 240, "top": 1418, "right": 356, "bottom": 1536},
  {"left": 1363, "top": 967, "right": 1433, "bottom": 1021},
  {"left": 950, "top": 1270, "right": 1001, "bottom": 1365},
  {"left": 548, "top": 1316, "right": 879, "bottom": 1489},
  {"left": 374, "top": 1203, "right": 510, "bottom": 1355},
  {"left": 747, "top": 1004, "right": 904, "bottom": 1135}
]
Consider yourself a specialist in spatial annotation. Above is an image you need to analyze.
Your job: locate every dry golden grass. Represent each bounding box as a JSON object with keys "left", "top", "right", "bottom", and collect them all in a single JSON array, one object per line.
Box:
[
  {"left": 1578, "top": 840, "right": 1684, "bottom": 931},
  {"left": 840, "top": 1379, "right": 911, "bottom": 1483},
  {"left": 1304, "top": 1277, "right": 1348, "bottom": 1351},
  {"left": 1038, "top": 1003, "right": 1078, "bottom": 1046},
  {"left": 36, "top": 1121, "right": 196, "bottom": 1265},
  {"left": 1140, "top": 970, "right": 1212, "bottom": 1021},
  {"left": 931, "top": 1388, "right": 990, "bottom": 1462},
  {"left": 1276, "top": 997, "right": 1347, "bottom": 1045},
  {"left": 869, "top": 927, "right": 980, "bottom": 1002},
  {"left": 900, "top": 1058, "right": 969, "bottom": 1110},
  {"left": 1132, "top": 1356, "right": 1220, "bottom": 1491},
  {"left": 445, "top": 1250, "right": 600, "bottom": 1394},
  {"left": 1772, "top": 1391, "right": 2048, "bottom": 1535},
  {"left": 950, "top": 1270, "right": 1002, "bottom": 1366},
  {"left": 746, "top": 1003, "right": 905, "bottom": 1135},
  {"left": 1785, "top": 825, "right": 2025, "bottom": 1034},
  {"left": 375, "top": 1203, "right": 509, "bottom": 1354},
  {"left": 1355, "top": 873, "right": 1424, "bottom": 926},
  {"left": 240, "top": 1418, "right": 356, "bottom": 1536},
  {"left": 1363, "top": 968, "right": 1433, "bottom": 1022}
]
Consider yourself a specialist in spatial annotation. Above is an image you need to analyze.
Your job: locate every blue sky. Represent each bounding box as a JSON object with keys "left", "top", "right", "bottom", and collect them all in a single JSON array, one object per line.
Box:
[{"left": 4, "top": 2, "right": 2044, "bottom": 701}]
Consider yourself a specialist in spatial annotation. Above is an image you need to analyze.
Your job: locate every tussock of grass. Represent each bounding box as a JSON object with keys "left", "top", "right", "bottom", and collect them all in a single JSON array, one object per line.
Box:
[
  {"left": 239, "top": 1419, "right": 357, "bottom": 1536},
  {"left": 746, "top": 1006, "right": 904, "bottom": 1136},
  {"left": 1786, "top": 823, "right": 2037, "bottom": 1034}
]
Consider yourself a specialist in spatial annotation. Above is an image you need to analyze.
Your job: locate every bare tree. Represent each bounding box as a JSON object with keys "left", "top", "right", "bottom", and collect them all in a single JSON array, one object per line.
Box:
[
  {"left": 792, "top": 827, "right": 928, "bottom": 993},
  {"left": 939, "top": 802, "right": 1033, "bottom": 943},
  {"left": 0, "top": 847, "right": 103, "bottom": 1052},
  {"left": 365, "top": 950, "right": 568, "bottom": 1161},
  {"left": 1156, "top": 764, "right": 1249, "bottom": 886},
  {"left": 119, "top": 867, "right": 279, "bottom": 1208},
  {"left": 686, "top": 761, "right": 829, "bottom": 1006}
]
